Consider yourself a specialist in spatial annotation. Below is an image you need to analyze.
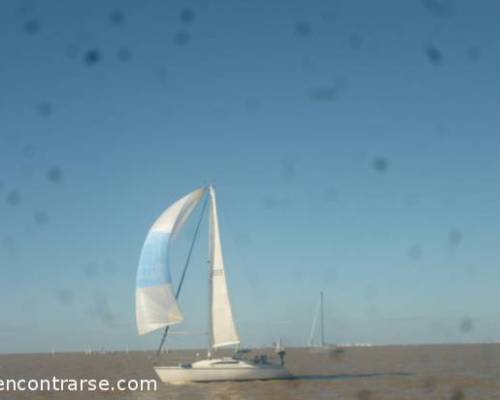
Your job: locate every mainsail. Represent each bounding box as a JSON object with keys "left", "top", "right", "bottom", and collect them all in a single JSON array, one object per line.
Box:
[
  {"left": 208, "top": 186, "right": 240, "bottom": 348},
  {"left": 136, "top": 187, "right": 206, "bottom": 335}
]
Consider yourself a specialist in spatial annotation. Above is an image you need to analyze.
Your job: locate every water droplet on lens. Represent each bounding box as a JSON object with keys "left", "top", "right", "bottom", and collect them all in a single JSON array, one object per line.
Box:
[
  {"left": 7, "top": 191, "right": 21, "bottom": 206},
  {"left": 295, "top": 22, "right": 311, "bottom": 37},
  {"left": 84, "top": 49, "right": 101, "bottom": 65},
  {"left": 372, "top": 157, "right": 389, "bottom": 173},
  {"left": 47, "top": 167, "right": 64, "bottom": 183},
  {"left": 34, "top": 210, "right": 49, "bottom": 225},
  {"left": 109, "top": 9, "right": 125, "bottom": 25},
  {"left": 23, "top": 19, "right": 40, "bottom": 34},
  {"left": 425, "top": 44, "right": 443, "bottom": 65},
  {"left": 180, "top": 8, "right": 196, "bottom": 24},
  {"left": 117, "top": 47, "right": 132, "bottom": 62},
  {"left": 174, "top": 31, "right": 191, "bottom": 46}
]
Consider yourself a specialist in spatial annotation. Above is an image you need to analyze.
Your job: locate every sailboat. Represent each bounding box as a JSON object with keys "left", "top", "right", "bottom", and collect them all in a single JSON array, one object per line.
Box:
[
  {"left": 136, "top": 186, "right": 291, "bottom": 383},
  {"left": 308, "top": 292, "right": 344, "bottom": 354}
]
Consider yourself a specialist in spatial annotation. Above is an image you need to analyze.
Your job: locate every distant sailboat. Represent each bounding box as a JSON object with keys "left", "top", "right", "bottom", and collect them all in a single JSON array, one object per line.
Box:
[
  {"left": 136, "top": 186, "right": 291, "bottom": 383},
  {"left": 308, "top": 292, "right": 343, "bottom": 354}
]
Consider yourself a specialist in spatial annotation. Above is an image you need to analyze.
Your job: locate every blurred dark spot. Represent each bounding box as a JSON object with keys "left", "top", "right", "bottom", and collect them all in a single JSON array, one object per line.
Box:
[
  {"left": 109, "top": 9, "right": 125, "bottom": 25},
  {"left": 23, "top": 18, "right": 40, "bottom": 34},
  {"left": 425, "top": 44, "right": 443, "bottom": 65},
  {"left": 83, "top": 262, "right": 98, "bottom": 277},
  {"left": 16, "top": 6, "right": 30, "bottom": 20},
  {"left": 56, "top": 289, "right": 73, "bottom": 306},
  {"left": 261, "top": 196, "right": 292, "bottom": 210},
  {"left": 448, "top": 228, "right": 462, "bottom": 247},
  {"left": 357, "top": 389, "right": 372, "bottom": 400},
  {"left": 180, "top": 8, "right": 196, "bottom": 24},
  {"left": 349, "top": 34, "right": 363, "bottom": 50},
  {"left": 174, "top": 31, "right": 191, "bottom": 46},
  {"left": 449, "top": 387, "right": 465, "bottom": 400},
  {"left": 23, "top": 144, "right": 36, "bottom": 158},
  {"left": 372, "top": 157, "right": 389, "bottom": 173},
  {"left": 295, "top": 22, "right": 311, "bottom": 37},
  {"left": 34, "top": 210, "right": 49, "bottom": 225},
  {"left": 328, "top": 347, "right": 345, "bottom": 360},
  {"left": 37, "top": 101, "right": 52, "bottom": 117},
  {"left": 466, "top": 46, "right": 481, "bottom": 61},
  {"left": 117, "top": 47, "right": 132, "bottom": 62},
  {"left": 309, "top": 86, "right": 339, "bottom": 102},
  {"left": 408, "top": 244, "right": 423, "bottom": 261},
  {"left": 6, "top": 191, "right": 21, "bottom": 206},
  {"left": 90, "top": 291, "right": 116, "bottom": 326},
  {"left": 47, "top": 166, "right": 63, "bottom": 183},
  {"left": 84, "top": 49, "right": 101, "bottom": 65},
  {"left": 421, "top": 0, "right": 455, "bottom": 18},
  {"left": 459, "top": 317, "right": 473, "bottom": 333},
  {"left": 324, "top": 187, "right": 337, "bottom": 202},
  {"left": 280, "top": 155, "right": 297, "bottom": 182},
  {"left": 0, "top": 181, "right": 3, "bottom": 192},
  {"left": 423, "top": 376, "right": 437, "bottom": 391},
  {"left": 244, "top": 97, "right": 261, "bottom": 112}
]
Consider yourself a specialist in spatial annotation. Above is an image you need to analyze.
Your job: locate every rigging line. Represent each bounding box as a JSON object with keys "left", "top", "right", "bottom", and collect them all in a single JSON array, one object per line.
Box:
[{"left": 156, "top": 192, "right": 209, "bottom": 356}]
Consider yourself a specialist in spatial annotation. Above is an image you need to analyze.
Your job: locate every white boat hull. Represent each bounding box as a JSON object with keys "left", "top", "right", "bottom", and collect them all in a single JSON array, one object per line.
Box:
[
  {"left": 154, "top": 358, "right": 292, "bottom": 383},
  {"left": 309, "top": 345, "right": 343, "bottom": 354}
]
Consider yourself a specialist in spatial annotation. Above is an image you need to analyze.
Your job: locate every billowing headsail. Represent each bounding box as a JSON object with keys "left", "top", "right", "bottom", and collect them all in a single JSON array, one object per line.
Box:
[
  {"left": 136, "top": 187, "right": 207, "bottom": 335},
  {"left": 209, "top": 186, "right": 240, "bottom": 348}
]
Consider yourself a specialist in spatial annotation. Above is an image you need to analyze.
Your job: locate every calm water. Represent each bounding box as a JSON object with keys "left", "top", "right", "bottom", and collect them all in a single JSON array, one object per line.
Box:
[{"left": 2, "top": 345, "right": 500, "bottom": 399}]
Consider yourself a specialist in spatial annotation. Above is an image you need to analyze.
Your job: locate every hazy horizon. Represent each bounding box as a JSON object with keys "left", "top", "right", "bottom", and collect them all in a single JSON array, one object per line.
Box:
[{"left": 2, "top": 0, "right": 500, "bottom": 353}]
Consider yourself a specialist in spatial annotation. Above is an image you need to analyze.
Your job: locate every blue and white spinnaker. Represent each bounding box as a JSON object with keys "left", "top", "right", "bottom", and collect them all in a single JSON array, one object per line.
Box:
[{"left": 135, "top": 187, "right": 207, "bottom": 335}]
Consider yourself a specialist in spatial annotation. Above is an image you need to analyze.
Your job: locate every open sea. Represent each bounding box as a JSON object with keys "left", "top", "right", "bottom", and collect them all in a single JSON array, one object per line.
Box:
[{"left": 1, "top": 344, "right": 500, "bottom": 399}]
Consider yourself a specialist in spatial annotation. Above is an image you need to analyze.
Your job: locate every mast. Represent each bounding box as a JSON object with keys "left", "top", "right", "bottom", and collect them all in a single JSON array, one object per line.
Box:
[
  {"left": 207, "top": 185, "right": 214, "bottom": 354},
  {"left": 207, "top": 245, "right": 213, "bottom": 355},
  {"left": 208, "top": 207, "right": 213, "bottom": 355},
  {"left": 320, "top": 292, "right": 325, "bottom": 347}
]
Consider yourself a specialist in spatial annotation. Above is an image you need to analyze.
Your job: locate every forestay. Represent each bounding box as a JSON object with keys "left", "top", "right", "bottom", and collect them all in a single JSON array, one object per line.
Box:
[{"left": 136, "top": 187, "right": 206, "bottom": 335}]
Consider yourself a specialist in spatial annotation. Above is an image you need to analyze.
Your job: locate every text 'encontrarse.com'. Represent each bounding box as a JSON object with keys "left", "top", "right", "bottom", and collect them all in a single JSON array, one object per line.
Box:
[{"left": 0, "top": 377, "right": 157, "bottom": 392}]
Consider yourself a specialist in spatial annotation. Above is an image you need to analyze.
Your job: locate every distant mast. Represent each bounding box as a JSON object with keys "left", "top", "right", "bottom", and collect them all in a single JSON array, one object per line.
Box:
[
  {"left": 308, "top": 292, "right": 327, "bottom": 347},
  {"left": 320, "top": 291, "right": 325, "bottom": 347}
]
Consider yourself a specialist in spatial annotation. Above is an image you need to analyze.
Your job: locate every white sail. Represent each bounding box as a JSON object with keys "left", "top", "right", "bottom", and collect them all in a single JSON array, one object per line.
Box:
[
  {"left": 308, "top": 292, "right": 325, "bottom": 347},
  {"left": 209, "top": 186, "right": 240, "bottom": 348},
  {"left": 136, "top": 187, "right": 207, "bottom": 335}
]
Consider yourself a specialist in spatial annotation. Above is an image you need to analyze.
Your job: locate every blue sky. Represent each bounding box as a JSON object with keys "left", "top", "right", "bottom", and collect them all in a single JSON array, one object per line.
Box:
[{"left": 1, "top": 0, "right": 500, "bottom": 353}]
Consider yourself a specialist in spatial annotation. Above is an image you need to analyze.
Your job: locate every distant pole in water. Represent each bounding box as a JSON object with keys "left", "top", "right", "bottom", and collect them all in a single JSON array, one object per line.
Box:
[{"left": 320, "top": 291, "right": 325, "bottom": 347}]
